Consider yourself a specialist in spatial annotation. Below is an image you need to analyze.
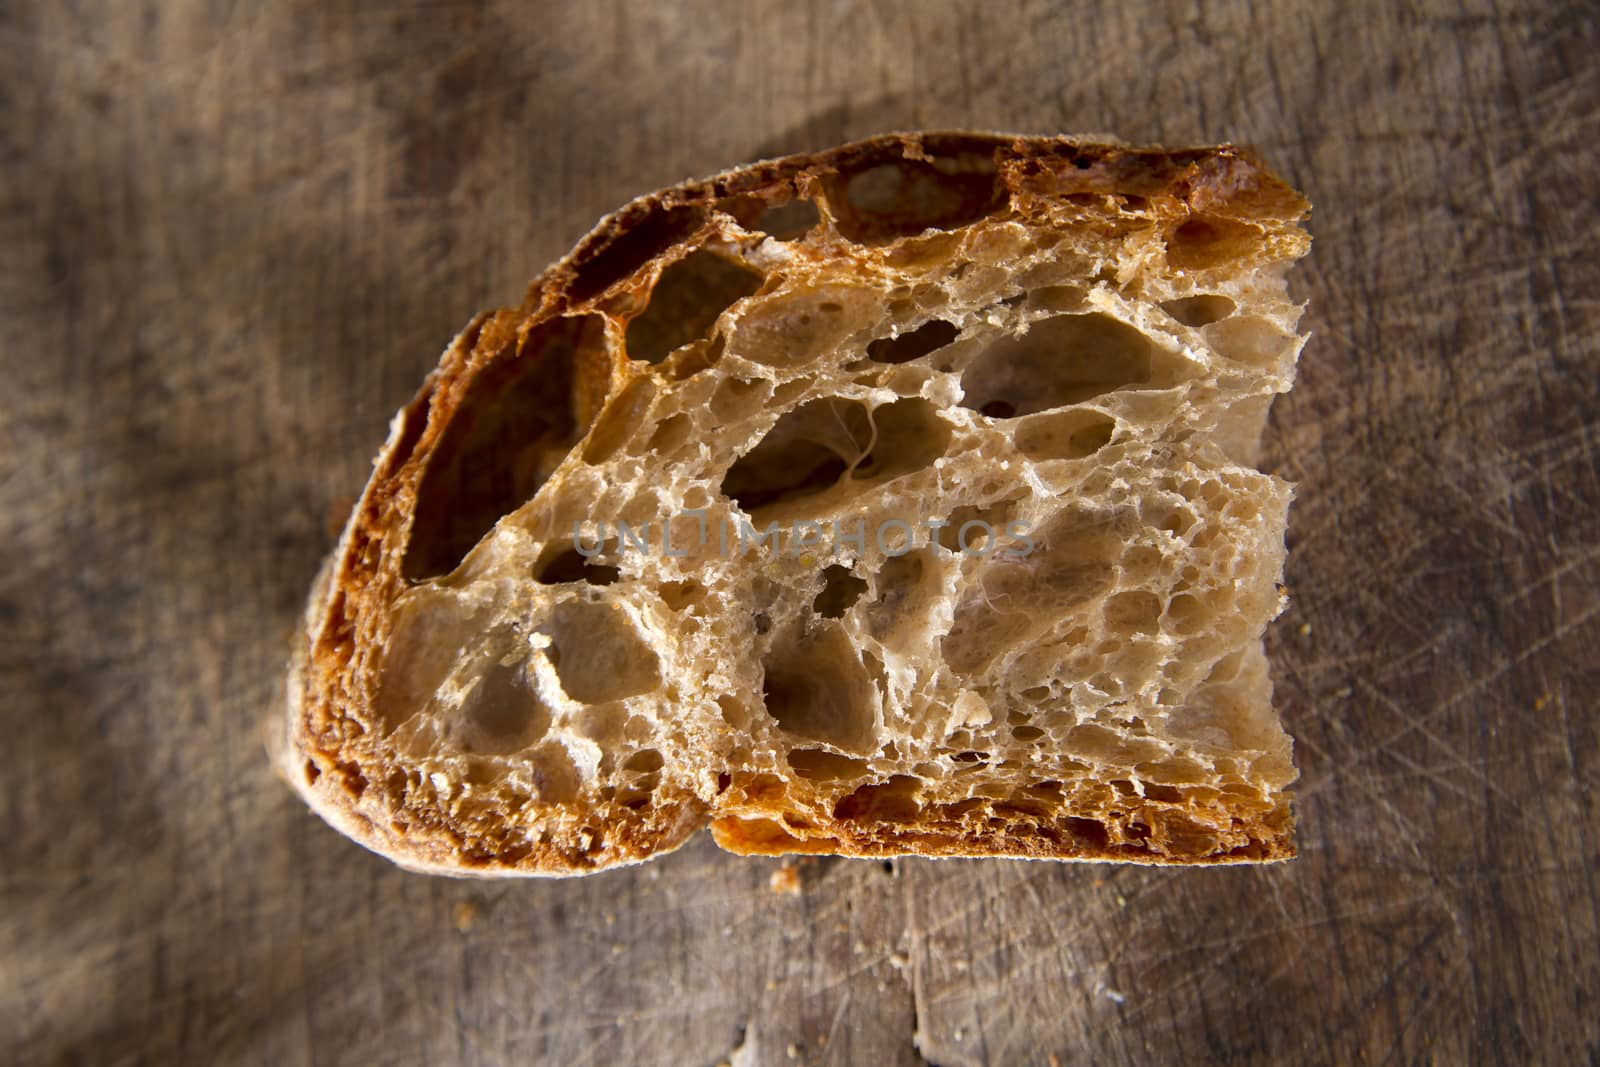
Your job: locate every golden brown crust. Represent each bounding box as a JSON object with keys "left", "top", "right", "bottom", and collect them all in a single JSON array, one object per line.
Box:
[{"left": 276, "top": 131, "right": 1309, "bottom": 876}]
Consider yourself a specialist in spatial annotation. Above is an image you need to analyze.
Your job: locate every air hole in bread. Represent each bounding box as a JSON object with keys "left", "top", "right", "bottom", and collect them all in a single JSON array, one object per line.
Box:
[
  {"left": 527, "top": 742, "right": 581, "bottom": 804},
  {"left": 731, "top": 289, "right": 867, "bottom": 367},
  {"left": 1025, "top": 285, "right": 1088, "bottom": 314},
  {"left": 1161, "top": 293, "right": 1236, "bottom": 327},
  {"left": 1204, "top": 315, "right": 1292, "bottom": 368},
  {"left": 1158, "top": 507, "right": 1197, "bottom": 537},
  {"left": 1120, "top": 545, "right": 1163, "bottom": 585},
  {"left": 721, "top": 397, "right": 867, "bottom": 513},
  {"left": 582, "top": 377, "right": 655, "bottom": 464},
  {"left": 935, "top": 497, "right": 1020, "bottom": 554},
  {"left": 717, "top": 695, "right": 750, "bottom": 729},
  {"left": 829, "top": 152, "right": 1004, "bottom": 243},
  {"left": 1163, "top": 592, "right": 1207, "bottom": 634},
  {"left": 1105, "top": 589, "right": 1162, "bottom": 635},
  {"left": 864, "top": 548, "right": 940, "bottom": 651},
  {"left": 941, "top": 516, "right": 1117, "bottom": 673},
  {"left": 851, "top": 398, "right": 951, "bottom": 483},
  {"left": 540, "top": 601, "right": 661, "bottom": 704},
  {"left": 710, "top": 377, "right": 773, "bottom": 423},
  {"left": 373, "top": 592, "right": 493, "bottom": 732},
  {"left": 578, "top": 704, "right": 627, "bottom": 745},
  {"left": 866, "top": 318, "right": 960, "bottom": 364},
  {"left": 623, "top": 714, "right": 654, "bottom": 745},
  {"left": 1065, "top": 817, "right": 1110, "bottom": 849},
  {"left": 644, "top": 412, "right": 694, "bottom": 456},
  {"left": 760, "top": 624, "right": 878, "bottom": 753},
  {"left": 788, "top": 748, "right": 871, "bottom": 781},
  {"left": 1163, "top": 214, "right": 1259, "bottom": 271},
  {"left": 960, "top": 313, "right": 1154, "bottom": 419},
  {"left": 754, "top": 197, "right": 822, "bottom": 240},
  {"left": 569, "top": 205, "right": 705, "bottom": 304},
  {"left": 1143, "top": 782, "right": 1184, "bottom": 803},
  {"left": 657, "top": 579, "right": 702, "bottom": 612},
  {"left": 452, "top": 657, "right": 551, "bottom": 755},
  {"left": 1014, "top": 408, "right": 1118, "bottom": 460},
  {"left": 994, "top": 795, "right": 1053, "bottom": 820},
  {"left": 625, "top": 251, "right": 762, "bottom": 364},
  {"left": 535, "top": 544, "right": 621, "bottom": 586},
  {"left": 1025, "top": 780, "right": 1065, "bottom": 801},
  {"left": 833, "top": 775, "right": 921, "bottom": 822},
  {"left": 622, "top": 749, "right": 664, "bottom": 773},
  {"left": 404, "top": 315, "right": 607, "bottom": 579},
  {"left": 813, "top": 564, "right": 868, "bottom": 618},
  {"left": 665, "top": 335, "right": 725, "bottom": 380},
  {"left": 1073, "top": 724, "right": 1164, "bottom": 766}
]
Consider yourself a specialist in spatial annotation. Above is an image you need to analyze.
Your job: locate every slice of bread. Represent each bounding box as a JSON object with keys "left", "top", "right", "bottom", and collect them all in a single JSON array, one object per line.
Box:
[{"left": 273, "top": 132, "right": 1311, "bottom": 875}]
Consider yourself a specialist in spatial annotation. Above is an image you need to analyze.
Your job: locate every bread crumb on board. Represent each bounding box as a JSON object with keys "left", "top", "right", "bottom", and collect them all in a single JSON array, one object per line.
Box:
[
  {"left": 452, "top": 899, "right": 478, "bottom": 932},
  {"left": 769, "top": 863, "right": 802, "bottom": 896}
]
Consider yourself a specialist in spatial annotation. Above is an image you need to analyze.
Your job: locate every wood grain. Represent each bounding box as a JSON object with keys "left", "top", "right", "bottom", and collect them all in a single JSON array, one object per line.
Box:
[{"left": 2, "top": 1, "right": 1596, "bottom": 1064}]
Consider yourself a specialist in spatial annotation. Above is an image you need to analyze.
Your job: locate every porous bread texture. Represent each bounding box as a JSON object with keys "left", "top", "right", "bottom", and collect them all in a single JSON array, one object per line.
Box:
[{"left": 274, "top": 132, "right": 1311, "bottom": 876}]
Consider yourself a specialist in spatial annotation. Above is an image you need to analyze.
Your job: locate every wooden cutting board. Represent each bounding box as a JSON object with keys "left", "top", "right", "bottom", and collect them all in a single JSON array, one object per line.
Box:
[{"left": 3, "top": 2, "right": 1595, "bottom": 1064}]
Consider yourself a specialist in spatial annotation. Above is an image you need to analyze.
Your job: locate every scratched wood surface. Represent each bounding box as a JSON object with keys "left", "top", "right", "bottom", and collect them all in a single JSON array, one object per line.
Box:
[{"left": 3, "top": 2, "right": 1597, "bottom": 1064}]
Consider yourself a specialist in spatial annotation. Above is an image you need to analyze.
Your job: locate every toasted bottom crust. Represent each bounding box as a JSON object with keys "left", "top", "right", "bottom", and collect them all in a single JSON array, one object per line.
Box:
[{"left": 710, "top": 817, "right": 1294, "bottom": 864}]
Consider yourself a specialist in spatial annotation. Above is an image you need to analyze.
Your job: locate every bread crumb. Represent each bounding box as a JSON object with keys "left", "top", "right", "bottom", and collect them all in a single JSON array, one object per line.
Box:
[
  {"left": 769, "top": 864, "right": 802, "bottom": 896},
  {"left": 786, "top": 1043, "right": 801, "bottom": 1059},
  {"left": 452, "top": 900, "right": 478, "bottom": 932},
  {"left": 1297, "top": 622, "right": 1312, "bottom": 637},
  {"left": 1534, "top": 692, "right": 1551, "bottom": 711},
  {"left": 1049, "top": 1055, "right": 1062, "bottom": 1067}
]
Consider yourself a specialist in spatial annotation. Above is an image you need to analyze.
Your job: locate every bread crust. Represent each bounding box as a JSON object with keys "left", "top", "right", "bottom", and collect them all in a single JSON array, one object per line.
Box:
[{"left": 273, "top": 131, "right": 1309, "bottom": 876}]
